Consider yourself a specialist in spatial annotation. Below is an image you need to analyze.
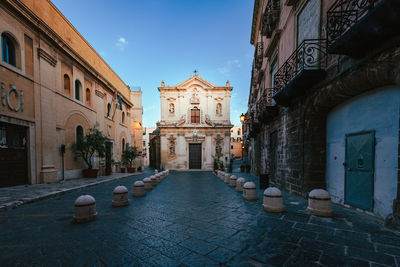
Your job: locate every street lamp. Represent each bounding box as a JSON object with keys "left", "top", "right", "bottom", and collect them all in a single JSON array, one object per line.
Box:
[
  {"left": 239, "top": 113, "right": 245, "bottom": 163},
  {"left": 240, "top": 113, "right": 245, "bottom": 123}
]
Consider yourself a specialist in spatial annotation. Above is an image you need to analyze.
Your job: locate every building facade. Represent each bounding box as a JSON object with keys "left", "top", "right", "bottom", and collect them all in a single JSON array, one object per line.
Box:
[
  {"left": 230, "top": 126, "right": 243, "bottom": 159},
  {"left": 0, "top": 0, "right": 140, "bottom": 186},
  {"left": 246, "top": 0, "right": 400, "bottom": 223},
  {"left": 153, "top": 74, "right": 233, "bottom": 170},
  {"left": 129, "top": 88, "right": 143, "bottom": 169},
  {"left": 142, "top": 127, "right": 156, "bottom": 166}
]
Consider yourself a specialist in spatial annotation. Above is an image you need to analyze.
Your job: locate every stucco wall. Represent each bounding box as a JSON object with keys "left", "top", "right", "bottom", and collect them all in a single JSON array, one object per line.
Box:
[{"left": 326, "top": 86, "right": 400, "bottom": 218}]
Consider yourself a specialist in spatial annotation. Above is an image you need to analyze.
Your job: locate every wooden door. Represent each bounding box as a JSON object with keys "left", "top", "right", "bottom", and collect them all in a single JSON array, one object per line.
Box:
[
  {"left": 189, "top": 143, "right": 202, "bottom": 169},
  {"left": 0, "top": 122, "right": 28, "bottom": 187},
  {"left": 345, "top": 131, "right": 375, "bottom": 211}
]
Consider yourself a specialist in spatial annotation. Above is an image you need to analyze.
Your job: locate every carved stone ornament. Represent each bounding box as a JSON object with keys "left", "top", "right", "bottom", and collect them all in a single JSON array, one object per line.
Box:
[
  {"left": 205, "top": 114, "right": 214, "bottom": 127},
  {"left": 190, "top": 90, "right": 200, "bottom": 104},
  {"left": 175, "top": 115, "right": 186, "bottom": 126},
  {"left": 2, "top": 83, "right": 24, "bottom": 112}
]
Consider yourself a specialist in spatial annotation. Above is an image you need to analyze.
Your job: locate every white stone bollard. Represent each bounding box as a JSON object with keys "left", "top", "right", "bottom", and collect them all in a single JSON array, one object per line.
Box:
[
  {"left": 132, "top": 181, "right": 146, "bottom": 197},
  {"left": 236, "top": 178, "right": 246, "bottom": 192},
  {"left": 73, "top": 195, "right": 98, "bottom": 223},
  {"left": 155, "top": 174, "right": 161, "bottom": 183},
  {"left": 243, "top": 182, "right": 258, "bottom": 200},
  {"left": 229, "top": 175, "right": 238, "bottom": 187},
  {"left": 307, "top": 189, "right": 333, "bottom": 217},
  {"left": 112, "top": 185, "right": 129, "bottom": 207},
  {"left": 150, "top": 175, "right": 158, "bottom": 187},
  {"left": 143, "top": 177, "right": 152, "bottom": 190},
  {"left": 154, "top": 169, "right": 158, "bottom": 174},
  {"left": 224, "top": 173, "right": 230, "bottom": 184},
  {"left": 263, "top": 187, "right": 285, "bottom": 212}
]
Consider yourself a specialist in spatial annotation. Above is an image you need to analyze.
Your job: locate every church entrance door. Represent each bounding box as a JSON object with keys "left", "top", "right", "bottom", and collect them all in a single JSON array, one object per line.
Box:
[{"left": 189, "top": 143, "right": 202, "bottom": 169}]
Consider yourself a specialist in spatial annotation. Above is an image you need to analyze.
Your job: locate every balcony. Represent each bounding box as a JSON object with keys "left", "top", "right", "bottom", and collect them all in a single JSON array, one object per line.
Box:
[
  {"left": 256, "top": 88, "right": 278, "bottom": 124},
  {"left": 255, "top": 42, "right": 264, "bottom": 69},
  {"left": 327, "top": 0, "right": 400, "bottom": 58},
  {"left": 262, "top": 0, "right": 280, "bottom": 38},
  {"left": 273, "top": 39, "right": 327, "bottom": 107}
]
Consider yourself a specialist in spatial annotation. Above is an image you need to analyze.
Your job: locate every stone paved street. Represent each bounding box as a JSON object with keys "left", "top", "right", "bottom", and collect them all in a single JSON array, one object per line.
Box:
[{"left": 1, "top": 166, "right": 400, "bottom": 266}]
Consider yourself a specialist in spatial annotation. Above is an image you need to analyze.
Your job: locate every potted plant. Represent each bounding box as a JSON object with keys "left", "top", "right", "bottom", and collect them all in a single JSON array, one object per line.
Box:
[
  {"left": 240, "top": 164, "right": 245, "bottom": 172},
  {"left": 228, "top": 162, "right": 233, "bottom": 173},
  {"left": 122, "top": 143, "right": 139, "bottom": 173},
  {"left": 120, "top": 165, "right": 126, "bottom": 173},
  {"left": 72, "top": 127, "right": 108, "bottom": 178},
  {"left": 246, "top": 164, "right": 251, "bottom": 173}
]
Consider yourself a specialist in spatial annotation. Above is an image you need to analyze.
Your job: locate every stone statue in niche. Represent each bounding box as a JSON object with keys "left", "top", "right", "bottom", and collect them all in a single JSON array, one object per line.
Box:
[
  {"left": 167, "top": 135, "right": 176, "bottom": 157},
  {"left": 216, "top": 103, "right": 222, "bottom": 116},
  {"left": 215, "top": 134, "right": 224, "bottom": 157},
  {"left": 169, "top": 103, "right": 174, "bottom": 113}
]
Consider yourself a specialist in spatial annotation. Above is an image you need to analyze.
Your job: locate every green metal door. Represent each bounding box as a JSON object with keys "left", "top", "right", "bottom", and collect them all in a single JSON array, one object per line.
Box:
[{"left": 345, "top": 131, "right": 375, "bottom": 211}]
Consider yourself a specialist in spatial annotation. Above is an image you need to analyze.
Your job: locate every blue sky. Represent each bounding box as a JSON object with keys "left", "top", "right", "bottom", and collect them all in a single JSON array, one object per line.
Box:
[{"left": 51, "top": 0, "right": 254, "bottom": 127}]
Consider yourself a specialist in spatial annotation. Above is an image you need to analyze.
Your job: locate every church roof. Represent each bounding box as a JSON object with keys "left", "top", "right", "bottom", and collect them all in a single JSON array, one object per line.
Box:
[{"left": 158, "top": 74, "right": 232, "bottom": 91}]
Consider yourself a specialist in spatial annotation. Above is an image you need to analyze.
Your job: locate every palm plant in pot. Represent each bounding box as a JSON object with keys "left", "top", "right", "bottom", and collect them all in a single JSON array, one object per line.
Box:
[
  {"left": 122, "top": 143, "right": 139, "bottom": 173},
  {"left": 72, "top": 127, "right": 108, "bottom": 178}
]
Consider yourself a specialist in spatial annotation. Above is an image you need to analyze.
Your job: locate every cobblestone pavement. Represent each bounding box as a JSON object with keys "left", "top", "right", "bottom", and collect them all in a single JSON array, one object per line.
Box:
[
  {"left": 1, "top": 166, "right": 400, "bottom": 266},
  {"left": 0, "top": 171, "right": 147, "bottom": 211}
]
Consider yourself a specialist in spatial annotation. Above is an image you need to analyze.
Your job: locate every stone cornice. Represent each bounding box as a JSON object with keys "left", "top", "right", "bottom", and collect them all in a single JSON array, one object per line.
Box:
[{"left": 37, "top": 48, "right": 57, "bottom": 67}]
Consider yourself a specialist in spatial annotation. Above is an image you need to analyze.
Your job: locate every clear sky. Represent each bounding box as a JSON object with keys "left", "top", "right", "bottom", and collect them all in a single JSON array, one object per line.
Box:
[{"left": 51, "top": 0, "right": 254, "bottom": 127}]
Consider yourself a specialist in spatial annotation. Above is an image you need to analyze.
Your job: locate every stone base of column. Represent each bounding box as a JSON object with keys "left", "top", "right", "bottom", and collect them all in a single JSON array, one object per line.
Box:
[{"left": 40, "top": 165, "right": 58, "bottom": 183}]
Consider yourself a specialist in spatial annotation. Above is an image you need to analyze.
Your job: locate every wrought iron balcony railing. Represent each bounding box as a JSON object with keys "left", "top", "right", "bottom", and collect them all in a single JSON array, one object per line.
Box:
[
  {"left": 256, "top": 87, "right": 278, "bottom": 124},
  {"left": 274, "top": 39, "right": 327, "bottom": 94},
  {"left": 262, "top": 0, "right": 281, "bottom": 38},
  {"left": 327, "top": 0, "right": 380, "bottom": 48}
]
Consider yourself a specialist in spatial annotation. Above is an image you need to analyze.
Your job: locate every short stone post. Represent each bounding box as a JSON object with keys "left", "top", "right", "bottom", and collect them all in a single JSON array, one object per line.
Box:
[
  {"left": 150, "top": 175, "right": 158, "bottom": 187},
  {"left": 73, "top": 195, "right": 98, "bottom": 223},
  {"left": 229, "top": 175, "right": 238, "bottom": 187},
  {"left": 263, "top": 187, "right": 285, "bottom": 212},
  {"left": 143, "top": 177, "right": 152, "bottom": 190},
  {"left": 112, "top": 185, "right": 129, "bottom": 207},
  {"left": 224, "top": 173, "right": 230, "bottom": 184},
  {"left": 243, "top": 182, "right": 258, "bottom": 200},
  {"left": 132, "top": 181, "right": 146, "bottom": 197},
  {"left": 236, "top": 177, "right": 245, "bottom": 192},
  {"left": 307, "top": 189, "right": 333, "bottom": 217}
]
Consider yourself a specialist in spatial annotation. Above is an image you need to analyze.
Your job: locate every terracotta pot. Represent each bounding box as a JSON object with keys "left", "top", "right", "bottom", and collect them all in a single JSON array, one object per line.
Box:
[
  {"left": 120, "top": 168, "right": 126, "bottom": 173},
  {"left": 83, "top": 169, "right": 99, "bottom": 178},
  {"left": 240, "top": 166, "right": 245, "bottom": 172},
  {"left": 127, "top": 167, "right": 135, "bottom": 173},
  {"left": 105, "top": 168, "right": 112, "bottom": 176},
  {"left": 229, "top": 167, "right": 233, "bottom": 173},
  {"left": 246, "top": 166, "right": 250, "bottom": 173}
]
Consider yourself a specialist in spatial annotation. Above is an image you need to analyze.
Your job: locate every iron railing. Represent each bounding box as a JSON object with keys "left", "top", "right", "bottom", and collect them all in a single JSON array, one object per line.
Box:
[
  {"left": 274, "top": 39, "right": 327, "bottom": 93},
  {"left": 262, "top": 0, "right": 281, "bottom": 38},
  {"left": 327, "top": 0, "right": 381, "bottom": 47}
]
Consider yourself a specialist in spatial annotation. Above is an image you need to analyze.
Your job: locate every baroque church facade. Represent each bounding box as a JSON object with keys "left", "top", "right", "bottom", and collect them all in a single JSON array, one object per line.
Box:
[{"left": 154, "top": 74, "right": 233, "bottom": 170}]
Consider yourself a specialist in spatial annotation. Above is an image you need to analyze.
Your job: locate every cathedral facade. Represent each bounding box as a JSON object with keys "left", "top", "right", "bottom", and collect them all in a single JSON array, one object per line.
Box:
[{"left": 156, "top": 74, "right": 232, "bottom": 170}]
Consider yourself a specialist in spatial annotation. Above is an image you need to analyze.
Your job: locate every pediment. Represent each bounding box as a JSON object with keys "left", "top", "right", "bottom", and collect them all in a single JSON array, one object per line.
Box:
[{"left": 175, "top": 75, "right": 216, "bottom": 89}]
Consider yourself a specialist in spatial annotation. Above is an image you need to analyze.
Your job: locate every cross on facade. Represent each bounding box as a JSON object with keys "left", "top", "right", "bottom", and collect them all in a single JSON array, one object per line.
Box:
[{"left": 193, "top": 69, "right": 198, "bottom": 75}]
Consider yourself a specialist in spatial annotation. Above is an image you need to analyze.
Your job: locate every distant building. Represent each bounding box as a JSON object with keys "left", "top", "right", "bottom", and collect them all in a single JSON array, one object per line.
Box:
[
  {"left": 230, "top": 126, "right": 243, "bottom": 159},
  {"left": 142, "top": 127, "right": 156, "bottom": 166},
  {"left": 130, "top": 89, "right": 143, "bottom": 169},
  {"left": 152, "top": 74, "right": 233, "bottom": 170}
]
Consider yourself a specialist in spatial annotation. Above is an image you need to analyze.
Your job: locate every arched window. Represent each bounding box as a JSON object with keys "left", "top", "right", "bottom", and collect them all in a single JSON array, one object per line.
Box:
[
  {"left": 216, "top": 103, "right": 222, "bottom": 115},
  {"left": 191, "top": 107, "right": 200, "bottom": 124},
  {"left": 85, "top": 88, "right": 91, "bottom": 105},
  {"left": 75, "top": 80, "right": 81, "bottom": 101},
  {"left": 107, "top": 103, "right": 111, "bottom": 117},
  {"left": 122, "top": 112, "right": 125, "bottom": 124},
  {"left": 122, "top": 138, "right": 125, "bottom": 153},
  {"left": 76, "top": 126, "right": 84, "bottom": 143},
  {"left": 169, "top": 103, "right": 174, "bottom": 113},
  {"left": 63, "top": 74, "right": 70, "bottom": 92},
  {"left": 1, "top": 32, "right": 17, "bottom": 67}
]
